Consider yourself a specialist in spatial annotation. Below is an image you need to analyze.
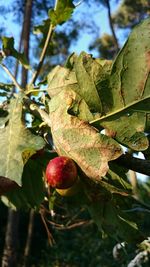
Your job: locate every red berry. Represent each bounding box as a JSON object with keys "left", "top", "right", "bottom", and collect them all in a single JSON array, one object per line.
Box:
[{"left": 45, "top": 156, "right": 77, "bottom": 189}]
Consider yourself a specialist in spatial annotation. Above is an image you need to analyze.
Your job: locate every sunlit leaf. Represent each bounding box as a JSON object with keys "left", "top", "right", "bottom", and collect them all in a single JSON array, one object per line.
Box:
[
  {"left": 49, "top": 0, "right": 75, "bottom": 26},
  {"left": 91, "top": 18, "right": 150, "bottom": 151},
  {"left": 74, "top": 52, "right": 102, "bottom": 112},
  {"left": 0, "top": 94, "right": 45, "bottom": 186}
]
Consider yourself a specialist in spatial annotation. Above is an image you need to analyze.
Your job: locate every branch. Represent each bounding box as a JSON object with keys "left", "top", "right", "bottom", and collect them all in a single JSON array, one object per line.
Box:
[
  {"left": 23, "top": 97, "right": 51, "bottom": 127},
  {"left": 115, "top": 153, "right": 150, "bottom": 177},
  {"left": 0, "top": 63, "right": 23, "bottom": 92},
  {"left": 50, "top": 220, "right": 93, "bottom": 230},
  {"left": 30, "top": 0, "right": 58, "bottom": 85},
  {"left": 40, "top": 212, "right": 55, "bottom": 246},
  {"left": 29, "top": 24, "right": 54, "bottom": 85}
]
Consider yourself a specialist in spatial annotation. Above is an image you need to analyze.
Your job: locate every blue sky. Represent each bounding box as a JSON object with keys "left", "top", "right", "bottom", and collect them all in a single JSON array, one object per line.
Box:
[
  {"left": 0, "top": 0, "right": 126, "bottom": 56},
  {"left": 0, "top": 0, "right": 129, "bottom": 84},
  {"left": 0, "top": 0, "right": 124, "bottom": 82},
  {"left": 70, "top": 0, "right": 119, "bottom": 55}
]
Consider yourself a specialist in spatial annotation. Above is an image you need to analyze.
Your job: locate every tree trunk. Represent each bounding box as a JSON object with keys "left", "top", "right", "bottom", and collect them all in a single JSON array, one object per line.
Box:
[
  {"left": 2, "top": 210, "right": 20, "bottom": 267},
  {"left": 105, "top": 0, "right": 119, "bottom": 53}
]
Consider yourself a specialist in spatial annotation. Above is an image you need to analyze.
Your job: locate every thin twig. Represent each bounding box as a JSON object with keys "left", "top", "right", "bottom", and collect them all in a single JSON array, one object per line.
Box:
[
  {"left": 54, "top": 0, "right": 59, "bottom": 10},
  {"left": 29, "top": 24, "right": 54, "bottom": 85},
  {"left": 26, "top": 88, "right": 47, "bottom": 95},
  {"left": 30, "top": 0, "right": 58, "bottom": 85},
  {"left": 46, "top": 217, "right": 93, "bottom": 230},
  {"left": 66, "top": 207, "right": 85, "bottom": 226},
  {"left": 129, "top": 170, "right": 138, "bottom": 196},
  {"left": 40, "top": 212, "right": 55, "bottom": 246},
  {"left": 75, "top": 1, "right": 83, "bottom": 7},
  {"left": 52, "top": 220, "right": 92, "bottom": 230},
  {"left": 0, "top": 63, "right": 23, "bottom": 92}
]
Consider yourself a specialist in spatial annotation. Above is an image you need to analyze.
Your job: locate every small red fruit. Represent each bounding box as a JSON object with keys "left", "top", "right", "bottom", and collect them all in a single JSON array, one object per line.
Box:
[{"left": 45, "top": 156, "right": 78, "bottom": 189}]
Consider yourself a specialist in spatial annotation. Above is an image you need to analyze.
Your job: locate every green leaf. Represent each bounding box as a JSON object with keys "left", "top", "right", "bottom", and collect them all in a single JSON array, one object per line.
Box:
[
  {"left": 49, "top": 89, "right": 122, "bottom": 182},
  {"left": 47, "top": 66, "right": 96, "bottom": 122},
  {"left": 101, "top": 112, "right": 149, "bottom": 151},
  {"left": 110, "top": 18, "right": 150, "bottom": 111},
  {"left": 0, "top": 82, "right": 14, "bottom": 91},
  {"left": 0, "top": 92, "right": 9, "bottom": 97},
  {"left": 49, "top": 0, "right": 75, "bottom": 26},
  {"left": 1, "top": 151, "right": 56, "bottom": 209},
  {"left": 65, "top": 52, "right": 78, "bottom": 69},
  {"left": 33, "top": 19, "right": 50, "bottom": 35},
  {"left": 47, "top": 65, "right": 78, "bottom": 98},
  {"left": 47, "top": 53, "right": 103, "bottom": 114},
  {"left": 90, "top": 18, "right": 150, "bottom": 151},
  {"left": 107, "top": 162, "right": 132, "bottom": 191},
  {"left": 100, "top": 180, "right": 130, "bottom": 196},
  {"left": 93, "top": 18, "right": 150, "bottom": 117},
  {"left": 1, "top": 37, "right": 30, "bottom": 69},
  {"left": 88, "top": 199, "right": 143, "bottom": 243},
  {"left": 0, "top": 94, "right": 45, "bottom": 186},
  {"left": 74, "top": 52, "right": 102, "bottom": 112}
]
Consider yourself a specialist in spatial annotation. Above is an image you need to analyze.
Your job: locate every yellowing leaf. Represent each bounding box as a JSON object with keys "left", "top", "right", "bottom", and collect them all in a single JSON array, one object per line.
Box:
[{"left": 49, "top": 89, "right": 122, "bottom": 182}]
